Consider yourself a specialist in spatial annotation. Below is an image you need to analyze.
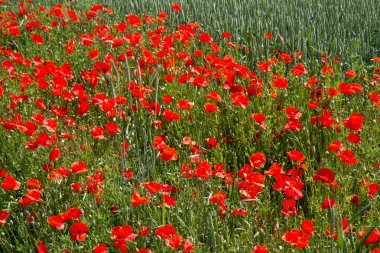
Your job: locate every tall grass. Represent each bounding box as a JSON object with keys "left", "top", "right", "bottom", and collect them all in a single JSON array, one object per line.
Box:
[{"left": 40, "top": 0, "right": 380, "bottom": 64}]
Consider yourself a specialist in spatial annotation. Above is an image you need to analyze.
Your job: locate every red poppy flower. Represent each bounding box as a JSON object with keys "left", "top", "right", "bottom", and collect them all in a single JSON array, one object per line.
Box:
[
  {"left": 231, "top": 92, "right": 249, "bottom": 109},
  {"left": 205, "top": 137, "right": 219, "bottom": 149},
  {"left": 257, "top": 62, "right": 271, "bottom": 72},
  {"left": 343, "top": 113, "right": 364, "bottom": 131},
  {"left": 252, "top": 245, "right": 268, "bottom": 253},
  {"left": 67, "top": 9, "right": 79, "bottom": 22},
  {"left": 231, "top": 208, "right": 248, "bottom": 216},
  {"left": 160, "top": 145, "right": 178, "bottom": 161},
  {"left": 301, "top": 220, "right": 315, "bottom": 234},
  {"left": 165, "top": 74, "right": 175, "bottom": 82},
  {"left": 209, "top": 190, "right": 227, "bottom": 204},
  {"left": 281, "top": 199, "right": 300, "bottom": 216},
  {"left": 71, "top": 161, "right": 88, "bottom": 174},
  {"left": 137, "top": 249, "right": 153, "bottom": 253},
  {"left": 282, "top": 229, "right": 310, "bottom": 248},
  {"left": 77, "top": 99, "right": 91, "bottom": 115},
  {"left": 31, "top": 34, "right": 44, "bottom": 45},
  {"left": 367, "top": 92, "right": 380, "bottom": 106},
  {"left": 358, "top": 228, "right": 379, "bottom": 245},
  {"left": 162, "top": 94, "right": 173, "bottom": 104},
  {"left": 222, "top": 32, "right": 232, "bottom": 39},
  {"left": 181, "top": 163, "right": 194, "bottom": 178},
  {"left": 86, "top": 49, "right": 99, "bottom": 60},
  {"left": 126, "top": 14, "right": 142, "bottom": 27},
  {"left": 204, "top": 103, "right": 217, "bottom": 113},
  {"left": 183, "top": 239, "right": 195, "bottom": 252},
  {"left": 56, "top": 166, "right": 71, "bottom": 178},
  {"left": 313, "top": 168, "right": 337, "bottom": 187},
  {"left": 109, "top": 205, "right": 119, "bottom": 214},
  {"left": 339, "top": 83, "right": 363, "bottom": 95},
  {"left": 308, "top": 101, "right": 319, "bottom": 109},
  {"left": 272, "top": 77, "right": 288, "bottom": 89},
  {"left": 336, "top": 150, "right": 359, "bottom": 165},
  {"left": 91, "top": 126, "right": 106, "bottom": 140},
  {"left": 287, "top": 150, "right": 306, "bottom": 163},
  {"left": 249, "top": 152, "right": 266, "bottom": 169},
  {"left": 194, "top": 161, "right": 212, "bottom": 180},
  {"left": 291, "top": 63, "right": 307, "bottom": 76},
  {"left": 90, "top": 4, "right": 104, "bottom": 12},
  {"left": 71, "top": 182, "right": 84, "bottom": 193},
  {"left": 206, "top": 90, "right": 221, "bottom": 102},
  {"left": 252, "top": 113, "right": 266, "bottom": 129},
  {"left": 47, "top": 215, "right": 65, "bottom": 230},
  {"left": 0, "top": 210, "right": 9, "bottom": 224},
  {"left": 131, "top": 190, "right": 150, "bottom": 206},
  {"left": 198, "top": 33, "right": 213, "bottom": 43},
  {"left": 49, "top": 146, "right": 61, "bottom": 161},
  {"left": 177, "top": 100, "right": 194, "bottom": 110},
  {"left": 122, "top": 169, "right": 133, "bottom": 180},
  {"left": 171, "top": 3, "right": 181, "bottom": 13},
  {"left": 279, "top": 178, "right": 304, "bottom": 200},
  {"left": 112, "top": 38, "right": 124, "bottom": 48},
  {"left": 67, "top": 208, "right": 83, "bottom": 220},
  {"left": 100, "top": 99, "right": 115, "bottom": 112},
  {"left": 94, "top": 61, "right": 111, "bottom": 75},
  {"left": 0, "top": 169, "right": 8, "bottom": 178},
  {"left": 143, "top": 182, "right": 163, "bottom": 194},
  {"left": 70, "top": 222, "right": 89, "bottom": 241},
  {"left": 351, "top": 83, "right": 363, "bottom": 93},
  {"left": 105, "top": 122, "right": 121, "bottom": 136},
  {"left": 279, "top": 53, "right": 293, "bottom": 64},
  {"left": 192, "top": 75, "right": 209, "bottom": 87},
  {"left": 327, "top": 141, "right": 345, "bottom": 152},
  {"left": 162, "top": 108, "right": 183, "bottom": 121},
  {"left": 238, "top": 164, "right": 253, "bottom": 178},
  {"left": 368, "top": 183, "right": 380, "bottom": 199},
  {"left": 137, "top": 226, "right": 150, "bottom": 237},
  {"left": 9, "top": 23, "right": 21, "bottom": 36},
  {"left": 155, "top": 225, "right": 176, "bottom": 239},
  {"left": 26, "top": 178, "right": 42, "bottom": 189},
  {"left": 264, "top": 33, "right": 273, "bottom": 39},
  {"left": 1, "top": 176, "right": 21, "bottom": 191},
  {"left": 92, "top": 93, "right": 107, "bottom": 105},
  {"left": 245, "top": 172, "right": 266, "bottom": 186},
  {"left": 110, "top": 225, "right": 137, "bottom": 242},
  {"left": 93, "top": 244, "right": 108, "bottom": 253},
  {"left": 114, "top": 240, "right": 129, "bottom": 252},
  {"left": 115, "top": 95, "right": 128, "bottom": 105},
  {"left": 166, "top": 234, "right": 183, "bottom": 249},
  {"left": 345, "top": 70, "right": 356, "bottom": 78},
  {"left": 327, "top": 88, "right": 339, "bottom": 97},
  {"left": 321, "top": 198, "right": 336, "bottom": 209},
  {"left": 285, "top": 106, "right": 302, "bottom": 119},
  {"left": 264, "top": 162, "right": 284, "bottom": 176},
  {"left": 346, "top": 132, "right": 361, "bottom": 144},
  {"left": 36, "top": 240, "right": 48, "bottom": 253},
  {"left": 351, "top": 194, "right": 360, "bottom": 206}
]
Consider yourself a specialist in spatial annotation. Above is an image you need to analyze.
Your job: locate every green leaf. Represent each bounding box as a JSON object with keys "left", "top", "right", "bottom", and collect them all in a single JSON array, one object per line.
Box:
[
  {"left": 337, "top": 228, "right": 347, "bottom": 253},
  {"left": 348, "top": 203, "right": 372, "bottom": 224},
  {"left": 356, "top": 227, "right": 376, "bottom": 252}
]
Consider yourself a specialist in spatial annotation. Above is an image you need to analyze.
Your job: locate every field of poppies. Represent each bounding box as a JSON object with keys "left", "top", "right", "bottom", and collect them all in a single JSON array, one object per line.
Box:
[{"left": 0, "top": 1, "right": 379, "bottom": 252}]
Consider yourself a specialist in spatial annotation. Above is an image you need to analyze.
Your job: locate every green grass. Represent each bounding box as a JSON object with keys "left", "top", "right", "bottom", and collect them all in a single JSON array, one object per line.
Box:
[
  {"left": 40, "top": 0, "right": 380, "bottom": 65},
  {"left": 0, "top": 1, "right": 379, "bottom": 252}
]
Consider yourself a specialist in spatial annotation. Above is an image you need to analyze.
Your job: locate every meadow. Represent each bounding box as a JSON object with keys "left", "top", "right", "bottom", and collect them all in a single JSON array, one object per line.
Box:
[{"left": 0, "top": 1, "right": 379, "bottom": 252}]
